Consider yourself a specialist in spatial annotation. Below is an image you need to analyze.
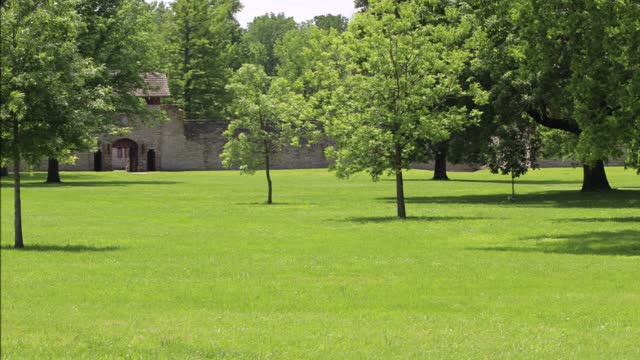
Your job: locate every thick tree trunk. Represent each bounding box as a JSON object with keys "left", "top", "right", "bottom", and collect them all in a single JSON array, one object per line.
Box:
[
  {"left": 395, "top": 144, "right": 406, "bottom": 219},
  {"left": 14, "top": 152, "right": 24, "bottom": 248},
  {"left": 433, "top": 142, "right": 449, "bottom": 180},
  {"left": 0, "top": 166, "right": 8, "bottom": 177},
  {"left": 264, "top": 141, "right": 273, "bottom": 204},
  {"left": 46, "top": 158, "right": 61, "bottom": 183},
  {"left": 582, "top": 160, "right": 612, "bottom": 192},
  {"left": 93, "top": 151, "right": 102, "bottom": 171}
]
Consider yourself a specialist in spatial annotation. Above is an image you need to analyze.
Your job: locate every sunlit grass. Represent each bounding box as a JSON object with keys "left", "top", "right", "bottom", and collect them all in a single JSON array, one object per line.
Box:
[{"left": 1, "top": 167, "right": 639, "bottom": 358}]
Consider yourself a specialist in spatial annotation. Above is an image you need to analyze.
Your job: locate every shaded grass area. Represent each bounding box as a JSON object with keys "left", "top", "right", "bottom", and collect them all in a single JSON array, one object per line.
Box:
[
  {"left": 378, "top": 189, "right": 640, "bottom": 208},
  {"left": 472, "top": 230, "right": 640, "bottom": 257},
  {"left": 1, "top": 167, "right": 639, "bottom": 359}
]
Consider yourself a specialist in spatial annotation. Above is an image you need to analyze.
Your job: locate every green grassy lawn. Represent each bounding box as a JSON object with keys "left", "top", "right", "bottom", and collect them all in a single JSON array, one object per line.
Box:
[{"left": 1, "top": 167, "right": 639, "bottom": 359}]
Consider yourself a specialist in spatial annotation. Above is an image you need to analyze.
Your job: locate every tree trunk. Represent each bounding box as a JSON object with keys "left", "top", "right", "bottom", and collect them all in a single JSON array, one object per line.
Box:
[
  {"left": 264, "top": 141, "right": 273, "bottom": 205},
  {"left": 432, "top": 142, "right": 449, "bottom": 180},
  {"left": 395, "top": 144, "right": 406, "bottom": 219},
  {"left": 93, "top": 151, "right": 102, "bottom": 171},
  {"left": 582, "top": 160, "right": 612, "bottom": 192},
  {"left": 511, "top": 173, "right": 516, "bottom": 201},
  {"left": 46, "top": 158, "right": 61, "bottom": 183},
  {"left": 13, "top": 148, "right": 24, "bottom": 249},
  {"left": 0, "top": 166, "right": 8, "bottom": 177}
]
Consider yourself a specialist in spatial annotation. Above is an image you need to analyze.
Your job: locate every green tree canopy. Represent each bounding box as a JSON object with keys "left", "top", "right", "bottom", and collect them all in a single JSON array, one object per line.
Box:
[
  {"left": 167, "top": 0, "right": 242, "bottom": 119},
  {"left": 240, "top": 12, "right": 297, "bottom": 76}
]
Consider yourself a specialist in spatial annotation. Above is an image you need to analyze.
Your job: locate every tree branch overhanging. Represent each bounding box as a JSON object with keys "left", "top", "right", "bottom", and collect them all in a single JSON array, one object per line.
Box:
[{"left": 526, "top": 108, "right": 581, "bottom": 135}]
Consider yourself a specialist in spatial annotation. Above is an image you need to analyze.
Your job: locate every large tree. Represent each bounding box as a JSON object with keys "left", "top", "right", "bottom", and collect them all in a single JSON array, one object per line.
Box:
[
  {"left": 1, "top": 0, "right": 110, "bottom": 247},
  {"left": 221, "top": 64, "right": 317, "bottom": 204},
  {"left": 322, "top": 0, "right": 487, "bottom": 218},
  {"left": 168, "top": 0, "right": 242, "bottom": 119},
  {"left": 478, "top": 0, "right": 640, "bottom": 191}
]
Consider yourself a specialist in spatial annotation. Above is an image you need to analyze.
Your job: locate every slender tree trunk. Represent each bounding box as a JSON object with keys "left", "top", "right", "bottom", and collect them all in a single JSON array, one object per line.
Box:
[
  {"left": 432, "top": 141, "right": 449, "bottom": 180},
  {"left": 582, "top": 160, "right": 612, "bottom": 192},
  {"left": 46, "top": 158, "right": 61, "bottom": 183},
  {"left": 511, "top": 173, "right": 516, "bottom": 201},
  {"left": 395, "top": 144, "right": 406, "bottom": 219},
  {"left": 0, "top": 166, "right": 8, "bottom": 177},
  {"left": 13, "top": 125, "right": 24, "bottom": 248},
  {"left": 264, "top": 141, "right": 273, "bottom": 205}
]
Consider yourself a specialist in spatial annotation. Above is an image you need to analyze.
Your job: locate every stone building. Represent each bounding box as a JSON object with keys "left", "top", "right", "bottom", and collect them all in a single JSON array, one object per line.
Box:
[{"left": 60, "top": 73, "right": 330, "bottom": 172}]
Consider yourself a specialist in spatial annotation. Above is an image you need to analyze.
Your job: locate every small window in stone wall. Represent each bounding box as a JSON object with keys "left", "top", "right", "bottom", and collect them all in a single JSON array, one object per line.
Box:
[{"left": 119, "top": 116, "right": 129, "bottom": 127}]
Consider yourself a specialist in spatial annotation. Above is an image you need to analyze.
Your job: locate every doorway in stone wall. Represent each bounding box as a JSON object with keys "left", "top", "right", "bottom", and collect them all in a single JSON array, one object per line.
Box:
[{"left": 112, "top": 138, "right": 138, "bottom": 172}]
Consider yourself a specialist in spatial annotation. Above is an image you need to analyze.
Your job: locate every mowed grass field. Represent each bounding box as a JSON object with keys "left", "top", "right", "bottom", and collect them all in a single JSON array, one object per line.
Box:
[{"left": 1, "top": 167, "right": 639, "bottom": 359}]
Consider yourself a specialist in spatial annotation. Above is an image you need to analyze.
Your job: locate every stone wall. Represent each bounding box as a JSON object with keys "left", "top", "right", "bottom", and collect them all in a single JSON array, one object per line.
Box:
[{"left": 52, "top": 105, "right": 330, "bottom": 172}]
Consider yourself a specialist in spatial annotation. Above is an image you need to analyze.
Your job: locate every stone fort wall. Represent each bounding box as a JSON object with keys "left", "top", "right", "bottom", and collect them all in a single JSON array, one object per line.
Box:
[{"left": 54, "top": 105, "right": 331, "bottom": 172}]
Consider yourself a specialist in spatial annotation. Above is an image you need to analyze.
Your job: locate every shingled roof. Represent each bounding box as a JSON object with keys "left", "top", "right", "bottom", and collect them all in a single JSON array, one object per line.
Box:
[{"left": 134, "top": 73, "right": 170, "bottom": 98}]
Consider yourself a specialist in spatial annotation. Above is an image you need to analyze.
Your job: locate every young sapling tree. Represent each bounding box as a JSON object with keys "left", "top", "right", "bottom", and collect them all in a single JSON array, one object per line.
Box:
[
  {"left": 221, "top": 64, "right": 318, "bottom": 204},
  {"left": 486, "top": 120, "right": 542, "bottom": 201}
]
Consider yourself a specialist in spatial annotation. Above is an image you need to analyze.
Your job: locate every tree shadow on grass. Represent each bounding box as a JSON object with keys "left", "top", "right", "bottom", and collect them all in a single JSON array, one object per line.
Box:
[
  {"left": 386, "top": 178, "right": 583, "bottom": 185},
  {"left": 376, "top": 190, "right": 640, "bottom": 209},
  {"left": 1, "top": 244, "right": 122, "bottom": 252},
  {"left": 470, "top": 230, "right": 640, "bottom": 256},
  {"left": 557, "top": 217, "right": 640, "bottom": 223},
  {"left": 340, "top": 216, "right": 491, "bottom": 223},
  {"left": 234, "top": 202, "right": 293, "bottom": 206},
  {"left": 15, "top": 180, "right": 180, "bottom": 188},
  {"left": 0, "top": 172, "right": 179, "bottom": 188}
]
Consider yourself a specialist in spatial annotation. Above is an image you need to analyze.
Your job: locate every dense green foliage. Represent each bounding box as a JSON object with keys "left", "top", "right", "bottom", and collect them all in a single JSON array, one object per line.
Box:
[
  {"left": 310, "top": 14, "right": 349, "bottom": 32},
  {"left": 165, "top": 0, "right": 242, "bottom": 119},
  {"left": 2, "top": 168, "right": 639, "bottom": 358},
  {"left": 76, "top": 0, "right": 165, "bottom": 124},
  {"left": 0, "top": 1, "right": 108, "bottom": 166},
  {"left": 240, "top": 13, "right": 297, "bottom": 76}
]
